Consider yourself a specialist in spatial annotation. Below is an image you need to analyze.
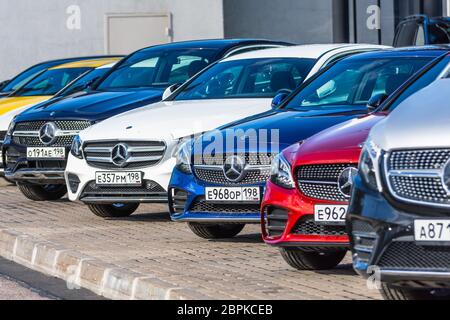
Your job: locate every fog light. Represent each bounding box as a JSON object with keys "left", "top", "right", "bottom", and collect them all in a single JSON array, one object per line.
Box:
[{"left": 67, "top": 174, "right": 80, "bottom": 194}]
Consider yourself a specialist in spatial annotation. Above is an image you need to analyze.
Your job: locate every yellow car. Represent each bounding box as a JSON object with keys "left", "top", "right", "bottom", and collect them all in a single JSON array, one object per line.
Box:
[
  {"left": 0, "top": 57, "right": 121, "bottom": 177},
  {"left": 0, "top": 57, "right": 121, "bottom": 118}
]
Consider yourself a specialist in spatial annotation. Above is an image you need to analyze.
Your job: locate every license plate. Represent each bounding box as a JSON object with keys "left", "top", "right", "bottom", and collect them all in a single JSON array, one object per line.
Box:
[
  {"left": 205, "top": 187, "right": 260, "bottom": 203},
  {"left": 314, "top": 205, "right": 348, "bottom": 224},
  {"left": 95, "top": 172, "right": 142, "bottom": 186},
  {"left": 414, "top": 220, "right": 450, "bottom": 243},
  {"left": 27, "top": 147, "right": 65, "bottom": 159}
]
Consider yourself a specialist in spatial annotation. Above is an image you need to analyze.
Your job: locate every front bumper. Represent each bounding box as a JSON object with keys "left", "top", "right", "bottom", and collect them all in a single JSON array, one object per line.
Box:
[
  {"left": 261, "top": 180, "right": 349, "bottom": 248},
  {"left": 3, "top": 140, "right": 68, "bottom": 185},
  {"left": 348, "top": 175, "right": 450, "bottom": 288},
  {"left": 65, "top": 153, "right": 174, "bottom": 204},
  {"left": 168, "top": 167, "right": 263, "bottom": 223}
]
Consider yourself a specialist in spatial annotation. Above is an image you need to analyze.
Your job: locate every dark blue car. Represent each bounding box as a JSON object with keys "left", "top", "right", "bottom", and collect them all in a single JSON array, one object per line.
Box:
[
  {"left": 3, "top": 39, "right": 291, "bottom": 201},
  {"left": 168, "top": 46, "right": 450, "bottom": 240}
]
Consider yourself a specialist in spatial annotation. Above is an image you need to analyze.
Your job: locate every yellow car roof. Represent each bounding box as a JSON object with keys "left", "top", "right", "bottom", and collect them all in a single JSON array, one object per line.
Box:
[{"left": 49, "top": 57, "right": 121, "bottom": 70}]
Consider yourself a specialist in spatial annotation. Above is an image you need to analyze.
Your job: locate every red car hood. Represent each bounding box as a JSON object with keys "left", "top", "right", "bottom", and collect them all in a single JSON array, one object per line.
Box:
[{"left": 289, "top": 113, "right": 388, "bottom": 167}]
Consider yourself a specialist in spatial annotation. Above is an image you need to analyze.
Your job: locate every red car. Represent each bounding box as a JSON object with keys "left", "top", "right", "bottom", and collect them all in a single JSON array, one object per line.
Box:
[{"left": 261, "top": 113, "right": 386, "bottom": 270}]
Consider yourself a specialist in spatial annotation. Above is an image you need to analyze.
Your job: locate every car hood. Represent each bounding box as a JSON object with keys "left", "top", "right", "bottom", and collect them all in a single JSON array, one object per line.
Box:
[
  {"left": 79, "top": 98, "right": 272, "bottom": 142},
  {"left": 15, "top": 89, "right": 164, "bottom": 122},
  {"left": 198, "top": 106, "right": 369, "bottom": 154},
  {"left": 0, "top": 96, "right": 51, "bottom": 117},
  {"left": 292, "top": 113, "right": 387, "bottom": 166},
  {"left": 371, "top": 80, "right": 450, "bottom": 150}
]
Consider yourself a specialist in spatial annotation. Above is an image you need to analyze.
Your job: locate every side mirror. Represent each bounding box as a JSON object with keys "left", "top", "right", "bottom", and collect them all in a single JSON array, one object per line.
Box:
[
  {"left": 271, "top": 90, "right": 290, "bottom": 109},
  {"left": 162, "top": 83, "right": 182, "bottom": 100},
  {"left": 0, "top": 79, "right": 10, "bottom": 90},
  {"left": 367, "top": 94, "right": 388, "bottom": 112}
]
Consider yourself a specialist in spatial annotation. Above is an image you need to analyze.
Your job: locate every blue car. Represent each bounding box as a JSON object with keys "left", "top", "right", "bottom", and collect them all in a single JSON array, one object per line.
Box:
[
  {"left": 168, "top": 46, "right": 450, "bottom": 239},
  {"left": 3, "top": 39, "right": 290, "bottom": 201}
]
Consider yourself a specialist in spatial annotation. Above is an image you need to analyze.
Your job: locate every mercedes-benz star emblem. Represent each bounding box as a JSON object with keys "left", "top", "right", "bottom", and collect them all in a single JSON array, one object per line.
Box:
[
  {"left": 223, "top": 155, "right": 246, "bottom": 182},
  {"left": 111, "top": 143, "right": 129, "bottom": 167},
  {"left": 337, "top": 167, "right": 358, "bottom": 198},
  {"left": 441, "top": 159, "right": 450, "bottom": 194},
  {"left": 39, "top": 122, "right": 57, "bottom": 146}
]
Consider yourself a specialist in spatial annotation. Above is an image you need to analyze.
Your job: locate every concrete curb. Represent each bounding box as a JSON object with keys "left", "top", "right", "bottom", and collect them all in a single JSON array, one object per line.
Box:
[{"left": 0, "top": 228, "right": 212, "bottom": 300}]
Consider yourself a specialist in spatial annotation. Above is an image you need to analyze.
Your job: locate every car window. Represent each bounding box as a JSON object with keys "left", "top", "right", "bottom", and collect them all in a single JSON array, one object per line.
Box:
[
  {"left": 1, "top": 65, "right": 47, "bottom": 93},
  {"left": 56, "top": 67, "right": 111, "bottom": 97},
  {"left": 285, "top": 57, "right": 434, "bottom": 110},
  {"left": 174, "top": 58, "right": 316, "bottom": 100},
  {"left": 13, "top": 67, "right": 90, "bottom": 97},
  {"left": 385, "top": 56, "right": 450, "bottom": 111},
  {"left": 395, "top": 21, "right": 420, "bottom": 47},
  {"left": 428, "top": 22, "right": 450, "bottom": 44},
  {"left": 96, "top": 49, "right": 217, "bottom": 91}
]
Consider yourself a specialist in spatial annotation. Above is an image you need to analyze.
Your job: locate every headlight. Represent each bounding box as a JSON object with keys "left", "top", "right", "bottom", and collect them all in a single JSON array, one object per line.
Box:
[
  {"left": 359, "top": 139, "right": 381, "bottom": 190},
  {"left": 70, "top": 135, "right": 83, "bottom": 159},
  {"left": 6, "top": 120, "right": 15, "bottom": 136},
  {"left": 175, "top": 139, "right": 192, "bottom": 174},
  {"left": 270, "top": 153, "right": 295, "bottom": 189}
]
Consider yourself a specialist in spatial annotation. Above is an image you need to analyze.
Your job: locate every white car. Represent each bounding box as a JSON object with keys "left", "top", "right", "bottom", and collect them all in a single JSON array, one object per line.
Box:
[{"left": 65, "top": 44, "right": 388, "bottom": 218}]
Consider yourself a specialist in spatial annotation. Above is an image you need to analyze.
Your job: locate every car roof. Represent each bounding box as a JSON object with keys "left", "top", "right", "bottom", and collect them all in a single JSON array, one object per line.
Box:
[
  {"left": 49, "top": 58, "right": 122, "bottom": 69},
  {"left": 340, "top": 45, "right": 450, "bottom": 60},
  {"left": 221, "top": 44, "right": 388, "bottom": 61},
  {"left": 136, "top": 39, "right": 292, "bottom": 54}
]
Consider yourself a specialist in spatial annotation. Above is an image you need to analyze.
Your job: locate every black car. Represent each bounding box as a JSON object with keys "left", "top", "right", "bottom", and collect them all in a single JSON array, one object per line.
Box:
[
  {"left": 2, "top": 39, "right": 291, "bottom": 201},
  {"left": 347, "top": 55, "right": 450, "bottom": 300},
  {"left": 0, "top": 56, "right": 121, "bottom": 97},
  {"left": 394, "top": 15, "right": 450, "bottom": 47}
]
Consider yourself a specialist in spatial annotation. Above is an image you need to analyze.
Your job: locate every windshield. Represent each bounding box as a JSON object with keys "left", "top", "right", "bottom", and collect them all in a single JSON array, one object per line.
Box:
[
  {"left": 96, "top": 49, "right": 218, "bottom": 91},
  {"left": 428, "top": 21, "right": 450, "bottom": 44},
  {"left": 13, "top": 67, "right": 91, "bottom": 97},
  {"left": 1, "top": 64, "right": 48, "bottom": 93},
  {"left": 284, "top": 56, "right": 434, "bottom": 111},
  {"left": 56, "top": 67, "right": 111, "bottom": 97},
  {"left": 384, "top": 55, "right": 450, "bottom": 111},
  {"left": 174, "top": 58, "right": 316, "bottom": 101}
]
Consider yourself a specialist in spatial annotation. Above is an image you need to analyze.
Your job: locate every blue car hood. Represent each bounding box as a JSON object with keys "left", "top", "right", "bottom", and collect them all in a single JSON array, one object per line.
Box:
[
  {"left": 198, "top": 106, "right": 368, "bottom": 154},
  {"left": 16, "top": 89, "right": 164, "bottom": 122}
]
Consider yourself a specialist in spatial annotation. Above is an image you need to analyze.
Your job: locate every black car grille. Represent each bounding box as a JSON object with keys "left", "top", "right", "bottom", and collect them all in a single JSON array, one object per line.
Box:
[
  {"left": 13, "top": 136, "right": 75, "bottom": 147},
  {"left": 193, "top": 153, "right": 275, "bottom": 186},
  {"left": 292, "top": 216, "right": 347, "bottom": 236},
  {"left": 189, "top": 197, "right": 260, "bottom": 214},
  {"left": 84, "top": 141, "right": 166, "bottom": 169},
  {"left": 386, "top": 149, "right": 450, "bottom": 207},
  {"left": 264, "top": 207, "right": 288, "bottom": 238},
  {"left": 378, "top": 241, "right": 450, "bottom": 271},
  {"left": 12, "top": 120, "right": 90, "bottom": 148},
  {"left": 197, "top": 153, "right": 275, "bottom": 166},
  {"left": 351, "top": 219, "right": 377, "bottom": 264},
  {"left": 194, "top": 167, "right": 271, "bottom": 185},
  {"left": 15, "top": 121, "right": 91, "bottom": 132},
  {"left": 169, "top": 189, "right": 188, "bottom": 214},
  {"left": 80, "top": 180, "right": 166, "bottom": 201},
  {"left": 296, "top": 164, "right": 357, "bottom": 202}
]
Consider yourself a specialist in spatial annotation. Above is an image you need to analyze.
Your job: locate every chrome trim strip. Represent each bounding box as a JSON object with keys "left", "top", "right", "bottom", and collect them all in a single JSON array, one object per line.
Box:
[
  {"left": 380, "top": 269, "right": 450, "bottom": 280},
  {"left": 12, "top": 130, "right": 80, "bottom": 137},
  {"left": 128, "top": 146, "right": 166, "bottom": 152},
  {"left": 84, "top": 147, "right": 113, "bottom": 153},
  {"left": 388, "top": 169, "right": 441, "bottom": 178},
  {"left": 81, "top": 197, "right": 168, "bottom": 203},
  {"left": 86, "top": 156, "right": 111, "bottom": 163},
  {"left": 173, "top": 217, "right": 260, "bottom": 223},
  {"left": 297, "top": 180, "right": 338, "bottom": 185}
]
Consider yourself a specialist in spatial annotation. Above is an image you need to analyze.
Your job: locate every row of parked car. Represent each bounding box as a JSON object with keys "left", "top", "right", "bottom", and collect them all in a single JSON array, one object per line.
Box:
[{"left": 1, "top": 37, "right": 450, "bottom": 300}]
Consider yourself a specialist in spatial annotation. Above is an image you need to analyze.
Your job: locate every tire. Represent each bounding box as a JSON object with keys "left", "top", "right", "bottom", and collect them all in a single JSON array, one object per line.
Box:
[
  {"left": 88, "top": 203, "right": 140, "bottom": 218},
  {"left": 380, "top": 283, "right": 450, "bottom": 300},
  {"left": 17, "top": 183, "right": 67, "bottom": 201},
  {"left": 280, "top": 248, "right": 347, "bottom": 270},
  {"left": 188, "top": 223, "right": 245, "bottom": 239}
]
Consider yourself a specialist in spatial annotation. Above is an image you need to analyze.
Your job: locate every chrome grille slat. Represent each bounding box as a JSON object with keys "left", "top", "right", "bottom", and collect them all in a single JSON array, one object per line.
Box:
[
  {"left": 386, "top": 149, "right": 450, "bottom": 207},
  {"left": 83, "top": 141, "right": 166, "bottom": 169},
  {"left": 296, "top": 164, "right": 356, "bottom": 202}
]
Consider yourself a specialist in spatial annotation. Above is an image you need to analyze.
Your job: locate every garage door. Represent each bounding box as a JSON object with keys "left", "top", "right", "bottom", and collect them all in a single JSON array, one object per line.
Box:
[{"left": 105, "top": 13, "right": 172, "bottom": 55}]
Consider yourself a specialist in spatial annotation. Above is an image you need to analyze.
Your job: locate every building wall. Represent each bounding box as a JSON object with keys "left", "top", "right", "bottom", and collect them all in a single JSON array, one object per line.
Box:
[
  {"left": 0, "top": 0, "right": 224, "bottom": 80},
  {"left": 223, "top": 0, "right": 336, "bottom": 44}
]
